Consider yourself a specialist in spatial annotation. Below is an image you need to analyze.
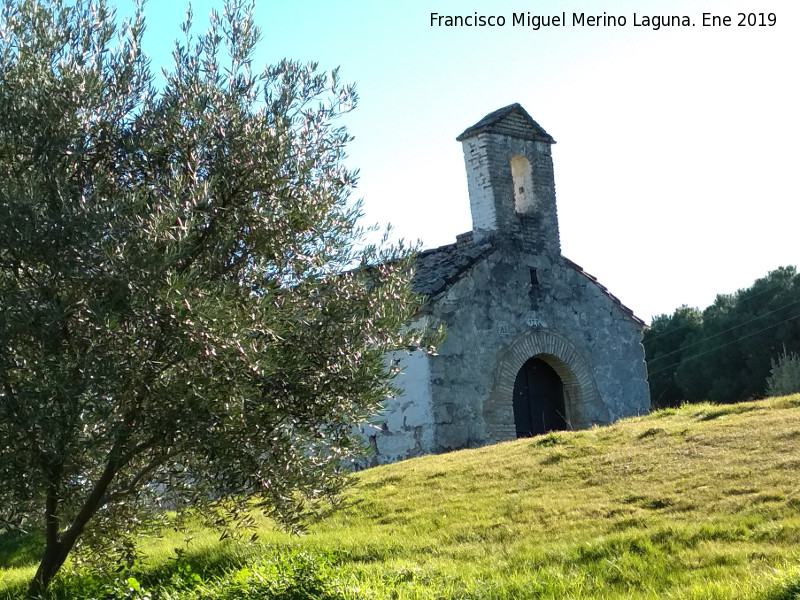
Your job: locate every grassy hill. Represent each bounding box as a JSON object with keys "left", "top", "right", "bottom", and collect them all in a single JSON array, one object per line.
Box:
[{"left": 3, "top": 396, "right": 800, "bottom": 599}]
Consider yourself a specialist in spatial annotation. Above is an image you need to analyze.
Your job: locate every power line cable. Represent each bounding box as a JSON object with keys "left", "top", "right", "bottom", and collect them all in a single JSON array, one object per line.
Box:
[
  {"left": 647, "top": 311, "right": 800, "bottom": 378},
  {"left": 645, "top": 272, "right": 798, "bottom": 343},
  {"left": 647, "top": 295, "right": 800, "bottom": 366}
]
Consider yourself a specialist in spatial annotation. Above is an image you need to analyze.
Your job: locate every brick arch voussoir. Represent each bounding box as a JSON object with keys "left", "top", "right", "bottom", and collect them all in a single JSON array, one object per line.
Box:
[{"left": 483, "top": 330, "right": 605, "bottom": 442}]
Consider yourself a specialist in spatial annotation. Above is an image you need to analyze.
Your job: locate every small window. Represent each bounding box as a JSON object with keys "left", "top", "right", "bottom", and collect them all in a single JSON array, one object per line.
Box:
[{"left": 530, "top": 269, "right": 539, "bottom": 285}]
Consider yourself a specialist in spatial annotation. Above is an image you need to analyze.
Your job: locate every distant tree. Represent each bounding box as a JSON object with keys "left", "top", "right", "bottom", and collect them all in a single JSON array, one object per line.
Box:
[
  {"left": 644, "top": 267, "right": 800, "bottom": 405},
  {"left": 675, "top": 293, "right": 740, "bottom": 403},
  {"left": 643, "top": 306, "right": 702, "bottom": 408},
  {"left": 0, "top": 0, "right": 431, "bottom": 595}
]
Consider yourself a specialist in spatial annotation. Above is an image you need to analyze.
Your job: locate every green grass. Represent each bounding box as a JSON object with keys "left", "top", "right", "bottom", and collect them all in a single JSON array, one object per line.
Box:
[{"left": 4, "top": 396, "right": 800, "bottom": 598}]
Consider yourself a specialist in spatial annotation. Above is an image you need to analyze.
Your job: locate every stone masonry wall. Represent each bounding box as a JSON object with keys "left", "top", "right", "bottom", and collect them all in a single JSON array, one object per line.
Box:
[
  {"left": 358, "top": 348, "right": 435, "bottom": 466},
  {"left": 426, "top": 244, "right": 649, "bottom": 452}
]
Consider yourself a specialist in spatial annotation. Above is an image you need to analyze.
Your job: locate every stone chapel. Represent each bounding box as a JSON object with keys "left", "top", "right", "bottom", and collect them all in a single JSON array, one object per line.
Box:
[{"left": 361, "top": 103, "right": 650, "bottom": 465}]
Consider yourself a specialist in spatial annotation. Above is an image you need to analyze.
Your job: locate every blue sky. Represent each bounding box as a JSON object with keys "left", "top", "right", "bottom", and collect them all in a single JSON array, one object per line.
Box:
[{"left": 119, "top": 0, "right": 799, "bottom": 323}]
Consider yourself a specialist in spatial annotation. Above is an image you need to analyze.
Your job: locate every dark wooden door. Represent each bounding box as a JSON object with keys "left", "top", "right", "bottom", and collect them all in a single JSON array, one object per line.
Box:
[{"left": 512, "top": 358, "right": 566, "bottom": 437}]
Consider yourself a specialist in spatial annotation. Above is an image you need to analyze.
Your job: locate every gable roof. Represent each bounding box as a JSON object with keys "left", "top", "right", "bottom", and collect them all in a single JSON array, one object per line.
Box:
[
  {"left": 411, "top": 235, "right": 645, "bottom": 327},
  {"left": 456, "top": 103, "right": 556, "bottom": 144},
  {"left": 411, "top": 239, "right": 492, "bottom": 298},
  {"left": 563, "top": 258, "right": 646, "bottom": 328}
]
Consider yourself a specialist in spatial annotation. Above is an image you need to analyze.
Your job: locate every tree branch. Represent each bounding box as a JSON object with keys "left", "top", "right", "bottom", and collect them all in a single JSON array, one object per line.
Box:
[
  {"left": 101, "top": 452, "right": 173, "bottom": 506},
  {"left": 43, "top": 466, "right": 61, "bottom": 551},
  {"left": 57, "top": 440, "right": 127, "bottom": 553}
]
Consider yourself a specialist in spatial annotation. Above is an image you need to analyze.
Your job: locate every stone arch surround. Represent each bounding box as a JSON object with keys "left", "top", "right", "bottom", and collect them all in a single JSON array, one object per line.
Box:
[{"left": 483, "top": 330, "right": 606, "bottom": 442}]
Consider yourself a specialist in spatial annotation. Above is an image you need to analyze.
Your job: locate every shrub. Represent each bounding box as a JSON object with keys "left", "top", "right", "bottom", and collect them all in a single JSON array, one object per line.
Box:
[{"left": 766, "top": 351, "right": 800, "bottom": 397}]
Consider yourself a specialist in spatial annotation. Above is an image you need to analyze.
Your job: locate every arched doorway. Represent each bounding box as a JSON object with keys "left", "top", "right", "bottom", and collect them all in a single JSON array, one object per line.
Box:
[
  {"left": 483, "top": 330, "right": 606, "bottom": 443},
  {"left": 512, "top": 357, "right": 567, "bottom": 437}
]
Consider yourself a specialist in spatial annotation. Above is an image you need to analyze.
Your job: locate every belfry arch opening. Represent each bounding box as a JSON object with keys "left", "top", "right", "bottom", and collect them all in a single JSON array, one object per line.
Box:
[
  {"left": 512, "top": 356, "right": 568, "bottom": 437},
  {"left": 510, "top": 154, "right": 534, "bottom": 214}
]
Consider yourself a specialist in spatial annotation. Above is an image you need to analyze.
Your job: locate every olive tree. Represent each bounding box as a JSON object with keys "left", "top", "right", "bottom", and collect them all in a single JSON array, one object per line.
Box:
[
  {"left": 767, "top": 350, "right": 800, "bottom": 397},
  {"left": 0, "top": 0, "right": 428, "bottom": 595}
]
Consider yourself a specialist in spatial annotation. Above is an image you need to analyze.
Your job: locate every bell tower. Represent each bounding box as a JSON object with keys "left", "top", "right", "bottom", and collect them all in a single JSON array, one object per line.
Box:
[{"left": 457, "top": 104, "right": 560, "bottom": 256}]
